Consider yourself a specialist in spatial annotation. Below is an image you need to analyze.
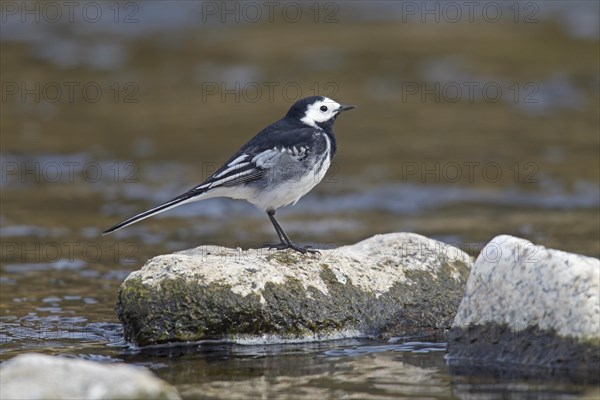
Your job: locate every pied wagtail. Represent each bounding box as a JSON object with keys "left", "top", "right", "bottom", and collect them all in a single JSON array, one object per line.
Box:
[{"left": 103, "top": 96, "right": 355, "bottom": 253}]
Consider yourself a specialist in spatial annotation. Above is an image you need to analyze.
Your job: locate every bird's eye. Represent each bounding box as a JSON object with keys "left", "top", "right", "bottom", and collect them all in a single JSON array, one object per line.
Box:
[{"left": 320, "top": 106, "right": 328, "bottom": 112}]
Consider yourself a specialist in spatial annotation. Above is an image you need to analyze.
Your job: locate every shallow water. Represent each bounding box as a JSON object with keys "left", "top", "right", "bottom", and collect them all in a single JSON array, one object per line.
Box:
[{"left": 1, "top": 1, "right": 599, "bottom": 398}]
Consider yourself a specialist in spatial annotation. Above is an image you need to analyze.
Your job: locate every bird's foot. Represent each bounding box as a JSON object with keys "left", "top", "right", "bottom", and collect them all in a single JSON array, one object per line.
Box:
[{"left": 262, "top": 242, "right": 320, "bottom": 255}]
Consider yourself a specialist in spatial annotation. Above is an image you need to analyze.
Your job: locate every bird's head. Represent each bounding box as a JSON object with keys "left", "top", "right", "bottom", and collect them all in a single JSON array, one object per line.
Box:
[{"left": 286, "top": 96, "right": 355, "bottom": 129}]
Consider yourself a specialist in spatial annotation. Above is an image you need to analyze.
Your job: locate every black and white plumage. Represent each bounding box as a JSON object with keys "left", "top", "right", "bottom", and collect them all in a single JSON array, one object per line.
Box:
[{"left": 103, "top": 96, "right": 355, "bottom": 253}]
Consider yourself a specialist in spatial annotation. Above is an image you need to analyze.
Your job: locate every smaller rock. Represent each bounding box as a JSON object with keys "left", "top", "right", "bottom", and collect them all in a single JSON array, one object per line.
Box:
[
  {"left": 0, "top": 353, "right": 181, "bottom": 400},
  {"left": 447, "top": 235, "right": 599, "bottom": 382}
]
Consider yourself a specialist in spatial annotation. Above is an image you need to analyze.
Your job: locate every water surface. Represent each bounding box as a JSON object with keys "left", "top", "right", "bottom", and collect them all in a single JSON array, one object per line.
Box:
[{"left": 1, "top": 2, "right": 599, "bottom": 398}]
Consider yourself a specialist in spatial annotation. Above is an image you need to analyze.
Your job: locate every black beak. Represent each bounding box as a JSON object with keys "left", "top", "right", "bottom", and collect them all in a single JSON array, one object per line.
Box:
[{"left": 337, "top": 104, "right": 356, "bottom": 113}]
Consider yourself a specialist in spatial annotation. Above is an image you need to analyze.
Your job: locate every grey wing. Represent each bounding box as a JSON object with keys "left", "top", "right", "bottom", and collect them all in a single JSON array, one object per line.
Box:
[
  {"left": 191, "top": 151, "right": 265, "bottom": 191},
  {"left": 191, "top": 145, "right": 311, "bottom": 192}
]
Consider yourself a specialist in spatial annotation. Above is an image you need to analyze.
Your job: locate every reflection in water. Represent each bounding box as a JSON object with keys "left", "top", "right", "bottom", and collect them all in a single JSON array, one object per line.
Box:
[
  {"left": 129, "top": 340, "right": 589, "bottom": 400},
  {"left": 177, "top": 352, "right": 449, "bottom": 399}
]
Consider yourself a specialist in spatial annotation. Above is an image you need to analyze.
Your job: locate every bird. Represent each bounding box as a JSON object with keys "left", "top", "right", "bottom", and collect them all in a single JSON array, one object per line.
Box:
[{"left": 103, "top": 96, "right": 355, "bottom": 253}]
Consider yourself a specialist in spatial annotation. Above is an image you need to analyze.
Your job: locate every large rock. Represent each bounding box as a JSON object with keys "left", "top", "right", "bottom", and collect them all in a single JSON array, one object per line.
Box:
[
  {"left": 0, "top": 353, "right": 181, "bottom": 400},
  {"left": 117, "top": 233, "right": 472, "bottom": 346},
  {"left": 447, "top": 235, "right": 600, "bottom": 382}
]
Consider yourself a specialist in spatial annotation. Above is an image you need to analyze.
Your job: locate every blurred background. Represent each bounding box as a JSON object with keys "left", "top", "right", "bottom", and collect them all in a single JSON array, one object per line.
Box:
[
  {"left": 1, "top": 1, "right": 599, "bottom": 396},
  {"left": 2, "top": 1, "right": 599, "bottom": 258}
]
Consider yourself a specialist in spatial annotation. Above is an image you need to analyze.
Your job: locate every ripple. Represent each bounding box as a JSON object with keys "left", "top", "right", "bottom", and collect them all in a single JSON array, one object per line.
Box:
[
  {"left": 2, "top": 259, "right": 87, "bottom": 273},
  {"left": 324, "top": 341, "right": 447, "bottom": 357}
]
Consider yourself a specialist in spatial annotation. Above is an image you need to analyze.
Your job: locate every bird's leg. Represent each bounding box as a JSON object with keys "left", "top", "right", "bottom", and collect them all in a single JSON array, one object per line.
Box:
[
  {"left": 263, "top": 210, "right": 319, "bottom": 254},
  {"left": 267, "top": 209, "right": 288, "bottom": 245},
  {"left": 267, "top": 210, "right": 292, "bottom": 244}
]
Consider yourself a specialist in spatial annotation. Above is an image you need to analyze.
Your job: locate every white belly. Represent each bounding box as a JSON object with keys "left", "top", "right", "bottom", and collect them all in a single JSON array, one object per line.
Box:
[{"left": 249, "top": 158, "right": 330, "bottom": 211}]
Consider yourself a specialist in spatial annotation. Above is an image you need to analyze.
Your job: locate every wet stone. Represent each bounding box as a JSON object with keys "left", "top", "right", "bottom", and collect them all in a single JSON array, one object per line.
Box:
[
  {"left": 116, "top": 233, "right": 472, "bottom": 346},
  {"left": 0, "top": 353, "right": 181, "bottom": 400},
  {"left": 447, "top": 235, "right": 600, "bottom": 382}
]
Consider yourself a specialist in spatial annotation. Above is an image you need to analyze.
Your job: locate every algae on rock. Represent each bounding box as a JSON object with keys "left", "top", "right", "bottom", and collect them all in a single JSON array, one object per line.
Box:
[{"left": 117, "top": 233, "right": 472, "bottom": 346}]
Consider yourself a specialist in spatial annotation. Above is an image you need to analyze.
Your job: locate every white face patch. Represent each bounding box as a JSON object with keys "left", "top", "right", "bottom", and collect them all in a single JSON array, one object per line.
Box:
[{"left": 300, "top": 97, "right": 342, "bottom": 128}]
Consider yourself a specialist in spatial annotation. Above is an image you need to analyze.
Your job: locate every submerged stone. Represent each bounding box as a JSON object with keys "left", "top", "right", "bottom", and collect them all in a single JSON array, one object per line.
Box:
[
  {"left": 116, "top": 233, "right": 472, "bottom": 346},
  {"left": 447, "top": 235, "right": 600, "bottom": 382}
]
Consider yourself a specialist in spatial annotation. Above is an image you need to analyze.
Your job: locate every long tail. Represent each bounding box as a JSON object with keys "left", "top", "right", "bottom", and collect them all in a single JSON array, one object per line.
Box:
[{"left": 102, "top": 192, "right": 197, "bottom": 235}]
